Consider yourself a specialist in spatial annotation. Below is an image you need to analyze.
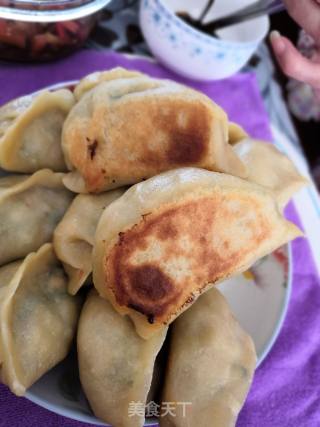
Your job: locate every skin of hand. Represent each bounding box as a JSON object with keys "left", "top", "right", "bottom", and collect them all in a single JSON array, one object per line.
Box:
[{"left": 270, "top": 0, "right": 320, "bottom": 98}]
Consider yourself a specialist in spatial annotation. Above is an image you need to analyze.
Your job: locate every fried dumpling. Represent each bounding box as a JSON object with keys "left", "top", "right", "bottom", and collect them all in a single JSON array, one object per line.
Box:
[
  {"left": 233, "top": 138, "right": 308, "bottom": 207},
  {"left": 93, "top": 168, "right": 301, "bottom": 339},
  {"left": 0, "top": 89, "right": 74, "bottom": 173},
  {"left": 160, "top": 287, "right": 256, "bottom": 427},
  {"left": 53, "top": 189, "right": 125, "bottom": 295},
  {"left": 62, "top": 74, "right": 246, "bottom": 193},
  {"left": 0, "top": 261, "right": 21, "bottom": 308},
  {"left": 0, "top": 169, "right": 73, "bottom": 266},
  {"left": 228, "top": 122, "right": 248, "bottom": 145},
  {"left": 0, "top": 244, "right": 81, "bottom": 396},
  {"left": 77, "top": 290, "right": 167, "bottom": 427},
  {"left": 74, "top": 67, "right": 143, "bottom": 100},
  {"left": 0, "top": 262, "right": 23, "bottom": 369}
]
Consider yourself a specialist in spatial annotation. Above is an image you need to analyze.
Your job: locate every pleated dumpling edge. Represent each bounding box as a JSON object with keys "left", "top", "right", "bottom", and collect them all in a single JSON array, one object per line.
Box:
[{"left": 92, "top": 167, "right": 302, "bottom": 339}]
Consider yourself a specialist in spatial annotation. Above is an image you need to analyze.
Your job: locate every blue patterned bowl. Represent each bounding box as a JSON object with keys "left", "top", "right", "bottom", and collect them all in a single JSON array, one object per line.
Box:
[{"left": 139, "top": 0, "right": 270, "bottom": 80}]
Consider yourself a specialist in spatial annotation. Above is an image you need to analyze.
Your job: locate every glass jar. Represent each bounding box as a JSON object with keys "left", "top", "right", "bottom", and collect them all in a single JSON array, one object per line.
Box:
[{"left": 0, "top": 0, "right": 112, "bottom": 61}]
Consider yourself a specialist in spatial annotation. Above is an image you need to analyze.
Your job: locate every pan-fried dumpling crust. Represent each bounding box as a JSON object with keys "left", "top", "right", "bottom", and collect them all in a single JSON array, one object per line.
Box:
[
  {"left": 77, "top": 290, "right": 167, "bottom": 427},
  {"left": 62, "top": 74, "right": 247, "bottom": 193},
  {"left": 0, "top": 244, "right": 81, "bottom": 396},
  {"left": 0, "top": 169, "right": 73, "bottom": 266},
  {"left": 74, "top": 67, "right": 143, "bottom": 100},
  {"left": 93, "top": 168, "right": 302, "bottom": 339},
  {"left": 53, "top": 189, "right": 125, "bottom": 295},
  {"left": 160, "top": 287, "right": 257, "bottom": 427},
  {"left": 233, "top": 138, "right": 308, "bottom": 207},
  {"left": 0, "top": 89, "right": 74, "bottom": 173}
]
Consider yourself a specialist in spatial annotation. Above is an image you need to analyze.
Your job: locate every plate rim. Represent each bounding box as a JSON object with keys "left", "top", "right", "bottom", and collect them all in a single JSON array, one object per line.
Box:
[{"left": 256, "top": 242, "right": 292, "bottom": 367}]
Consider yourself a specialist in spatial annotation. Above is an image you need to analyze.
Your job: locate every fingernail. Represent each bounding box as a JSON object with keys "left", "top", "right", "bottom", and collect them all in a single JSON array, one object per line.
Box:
[
  {"left": 270, "top": 30, "right": 286, "bottom": 54},
  {"left": 270, "top": 30, "right": 281, "bottom": 39}
]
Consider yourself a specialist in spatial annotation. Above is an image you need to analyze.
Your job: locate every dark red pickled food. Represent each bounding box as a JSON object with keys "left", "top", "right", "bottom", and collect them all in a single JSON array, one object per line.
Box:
[{"left": 0, "top": 4, "right": 99, "bottom": 61}]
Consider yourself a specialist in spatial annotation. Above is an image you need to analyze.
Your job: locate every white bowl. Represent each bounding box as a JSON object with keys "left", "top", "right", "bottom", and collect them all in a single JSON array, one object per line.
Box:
[{"left": 139, "top": 0, "right": 270, "bottom": 80}]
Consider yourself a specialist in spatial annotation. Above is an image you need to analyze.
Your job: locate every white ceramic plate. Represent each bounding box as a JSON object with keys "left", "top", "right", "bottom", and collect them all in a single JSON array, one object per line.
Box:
[{"left": 1, "top": 80, "right": 292, "bottom": 426}]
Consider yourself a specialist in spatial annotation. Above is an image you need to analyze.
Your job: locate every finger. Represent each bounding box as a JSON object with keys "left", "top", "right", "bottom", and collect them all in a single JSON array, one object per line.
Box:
[
  {"left": 283, "top": 0, "right": 320, "bottom": 41},
  {"left": 313, "top": 88, "right": 320, "bottom": 102},
  {"left": 270, "top": 31, "right": 320, "bottom": 89}
]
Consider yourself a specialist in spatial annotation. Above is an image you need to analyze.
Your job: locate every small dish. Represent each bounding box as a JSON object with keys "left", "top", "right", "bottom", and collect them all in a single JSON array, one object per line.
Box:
[{"left": 139, "top": 0, "right": 270, "bottom": 80}]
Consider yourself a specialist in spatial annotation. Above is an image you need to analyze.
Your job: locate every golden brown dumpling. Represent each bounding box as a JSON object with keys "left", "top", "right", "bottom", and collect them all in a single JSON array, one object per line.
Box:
[
  {"left": 0, "top": 169, "right": 73, "bottom": 266},
  {"left": 233, "top": 138, "right": 308, "bottom": 208},
  {"left": 74, "top": 67, "right": 143, "bottom": 100},
  {"left": 228, "top": 122, "right": 248, "bottom": 145},
  {"left": 161, "top": 287, "right": 256, "bottom": 427},
  {"left": 0, "top": 244, "right": 81, "bottom": 396},
  {"left": 78, "top": 290, "right": 167, "bottom": 427},
  {"left": 0, "top": 89, "right": 74, "bottom": 172},
  {"left": 93, "top": 168, "right": 301, "bottom": 339},
  {"left": 62, "top": 72, "right": 246, "bottom": 193},
  {"left": 53, "top": 189, "right": 125, "bottom": 295}
]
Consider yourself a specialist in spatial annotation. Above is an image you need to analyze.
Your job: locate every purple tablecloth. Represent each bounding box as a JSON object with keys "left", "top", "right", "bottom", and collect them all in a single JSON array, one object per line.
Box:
[{"left": 0, "top": 51, "right": 319, "bottom": 427}]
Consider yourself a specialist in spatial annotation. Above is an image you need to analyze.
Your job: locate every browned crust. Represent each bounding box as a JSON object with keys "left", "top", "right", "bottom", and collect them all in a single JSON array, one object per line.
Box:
[
  {"left": 65, "top": 97, "right": 215, "bottom": 192},
  {"left": 104, "top": 196, "right": 271, "bottom": 325}
]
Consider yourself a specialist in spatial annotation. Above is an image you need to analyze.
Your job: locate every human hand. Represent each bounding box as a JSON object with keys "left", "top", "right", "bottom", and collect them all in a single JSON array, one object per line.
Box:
[{"left": 270, "top": 0, "right": 320, "bottom": 97}]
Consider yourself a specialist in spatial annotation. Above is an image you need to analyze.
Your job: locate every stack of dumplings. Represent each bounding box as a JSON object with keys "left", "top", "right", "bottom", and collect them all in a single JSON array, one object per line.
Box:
[{"left": 0, "top": 67, "right": 307, "bottom": 427}]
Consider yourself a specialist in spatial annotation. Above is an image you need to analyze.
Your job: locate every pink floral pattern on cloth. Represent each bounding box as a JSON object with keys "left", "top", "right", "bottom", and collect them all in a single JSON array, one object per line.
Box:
[
  {"left": 287, "top": 30, "right": 320, "bottom": 121},
  {"left": 242, "top": 245, "right": 289, "bottom": 289}
]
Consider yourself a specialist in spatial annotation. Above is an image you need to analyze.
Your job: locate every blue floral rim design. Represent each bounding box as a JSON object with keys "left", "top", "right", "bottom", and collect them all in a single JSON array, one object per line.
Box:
[{"left": 141, "top": 0, "right": 268, "bottom": 50}]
